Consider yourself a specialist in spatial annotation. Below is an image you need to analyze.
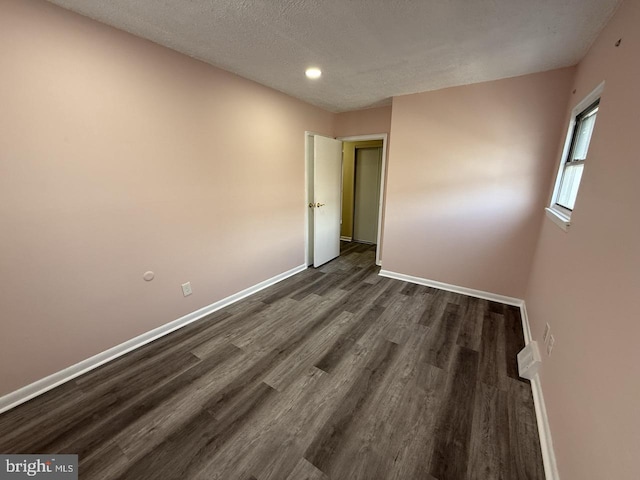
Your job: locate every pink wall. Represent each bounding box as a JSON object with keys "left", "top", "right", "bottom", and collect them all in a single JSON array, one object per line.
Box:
[
  {"left": 382, "top": 69, "right": 575, "bottom": 298},
  {"left": 334, "top": 106, "right": 392, "bottom": 137},
  {"left": 524, "top": 1, "right": 640, "bottom": 478},
  {"left": 0, "top": 0, "right": 334, "bottom": 396}
]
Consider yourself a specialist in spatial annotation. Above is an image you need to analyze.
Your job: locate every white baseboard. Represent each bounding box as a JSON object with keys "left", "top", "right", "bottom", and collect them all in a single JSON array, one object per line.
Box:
[
  {"left": 0, "top": 264, "right": 307, "bottom": 415},
  {"left": 340, "top": 236, "right": 352, "bottom": 242},
  {"left": 378, "top": 268, "right": 558, "bottom": 479},
  {"left": 519, "top": 301, "right": 533, "bottom": 345},
  {"left": 520, "top": 304, "right": 559, "bottom": 480},
  {"left": 378, "top": 269, "right": 524, "bottom": 306},
  {"left": 530, "top": 373, "right": 560, "bottom": 480}
]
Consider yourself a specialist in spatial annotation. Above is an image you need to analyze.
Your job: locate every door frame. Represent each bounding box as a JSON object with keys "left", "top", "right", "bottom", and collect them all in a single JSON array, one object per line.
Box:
[
  {"left": 304, "top": 132, "right": 388, "bottom": 267},
  {"left": 338, "top": 133, "right": 388, "bottom": 266}
]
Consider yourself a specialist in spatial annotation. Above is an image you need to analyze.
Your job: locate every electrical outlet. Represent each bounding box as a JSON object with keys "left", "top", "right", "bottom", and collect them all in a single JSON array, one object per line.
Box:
[
  {"left": 543, "top": 323, "right": 551, "bottom": 344},
  {"left": 547, "top": 335, "right": 555, "bottom": 356},
  {"left": 181, "top": 282, "right": 192, "bottom": 297}
]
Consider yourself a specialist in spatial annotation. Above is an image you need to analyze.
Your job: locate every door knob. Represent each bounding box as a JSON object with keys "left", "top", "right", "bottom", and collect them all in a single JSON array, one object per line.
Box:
[
  {"left": 309, "top": 203, "right": 315, "bottom": 208},
  {"left": 316, "top": 202, "right": 325, "bottom": 207}
]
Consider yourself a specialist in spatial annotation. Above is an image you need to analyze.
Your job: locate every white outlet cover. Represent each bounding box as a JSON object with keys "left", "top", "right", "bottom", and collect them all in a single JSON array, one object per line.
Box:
[
  {"left": 181, "top": 282, "right": 192, "bottom": 297},
  {"left": 518, "top": 341, "right": 542, "bottom": 380}
]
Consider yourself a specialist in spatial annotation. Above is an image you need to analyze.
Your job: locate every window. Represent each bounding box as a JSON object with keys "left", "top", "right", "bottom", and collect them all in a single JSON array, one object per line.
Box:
[
  {"left": 546, "top": 82, "right": 604, "bottom": 231},
  {"left": 555, "top": 100, "right": 599, "bottom": 210}
]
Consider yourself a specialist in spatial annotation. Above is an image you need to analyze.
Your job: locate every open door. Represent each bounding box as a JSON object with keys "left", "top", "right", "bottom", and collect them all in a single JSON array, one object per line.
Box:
[{"left": 313, "top": 135, "right": 342, "bottom": 267}]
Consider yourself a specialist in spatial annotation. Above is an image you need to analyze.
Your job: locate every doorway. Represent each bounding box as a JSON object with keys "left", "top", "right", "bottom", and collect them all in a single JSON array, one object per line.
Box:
[
  {"left": 338, "top": 134, "right": 388, "bottom": 266},
  {"left": 304, "top": 132, "right": 388, "bottom": 268},
  {"left": 353, "top": 146, "right": 383, "bottom": 244},
  {"left": 341, "top": 142, "right": 383, "bottom": 243}
]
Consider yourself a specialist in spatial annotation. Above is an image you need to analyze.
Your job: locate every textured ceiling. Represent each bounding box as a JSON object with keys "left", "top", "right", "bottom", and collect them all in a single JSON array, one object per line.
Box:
[{"left": 46, "top": 0, "right": 621, "bottom": 112}]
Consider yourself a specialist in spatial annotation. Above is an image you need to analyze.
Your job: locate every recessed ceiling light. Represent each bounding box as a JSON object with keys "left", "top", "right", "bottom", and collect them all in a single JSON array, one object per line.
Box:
[{"left": 305, "top": 67, "right": 322, "bottom": 79}]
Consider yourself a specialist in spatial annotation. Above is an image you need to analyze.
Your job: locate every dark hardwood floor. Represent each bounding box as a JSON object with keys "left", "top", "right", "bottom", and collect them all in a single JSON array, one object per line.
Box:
[{"left": 0, "top": 242, "right": 545, "bottom": 479}]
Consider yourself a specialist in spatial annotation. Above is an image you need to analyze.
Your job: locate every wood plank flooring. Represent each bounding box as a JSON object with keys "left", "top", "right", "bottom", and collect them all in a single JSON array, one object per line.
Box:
[{"left": 0, "top": 242, "right": 545, "bottom": 479}]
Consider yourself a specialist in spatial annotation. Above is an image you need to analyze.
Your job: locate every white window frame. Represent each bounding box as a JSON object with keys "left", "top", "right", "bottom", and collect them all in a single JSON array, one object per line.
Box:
[{"left": 546, "top": 81, "right": 605, "bottom": 232}]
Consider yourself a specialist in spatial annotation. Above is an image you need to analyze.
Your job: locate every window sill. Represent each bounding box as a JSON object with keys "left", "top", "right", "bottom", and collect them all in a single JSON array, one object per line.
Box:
[{"left": 545, "top": 207, "right": 570, "bottom": 232}]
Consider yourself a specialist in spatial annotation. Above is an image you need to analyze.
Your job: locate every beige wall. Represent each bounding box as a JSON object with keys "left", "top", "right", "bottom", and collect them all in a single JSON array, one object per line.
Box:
[
  {"left": 382, "top": 68, "right": 575, "bottom": 298},
  {"left": 0, "top": 0, "right": 334, "bottom": 396},
  {"left": 334, "top": 106, "right": 392, "bottom": 137},
  {"left": 340, "top": 140, "right": 383, "bottom": 239},
  {"left": 524, "top": 1, "right": 640, "bottom": 478}
]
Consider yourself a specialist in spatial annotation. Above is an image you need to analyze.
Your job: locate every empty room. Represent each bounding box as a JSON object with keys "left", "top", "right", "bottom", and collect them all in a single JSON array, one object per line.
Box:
[{"left": 1, "top": 0, "right": 638, "bottom": 479}]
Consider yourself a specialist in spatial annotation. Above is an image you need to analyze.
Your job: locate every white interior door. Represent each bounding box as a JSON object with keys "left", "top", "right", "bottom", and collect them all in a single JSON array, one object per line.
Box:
[{"left": 313, "top": 135, "right": 342, "bottom": 267}]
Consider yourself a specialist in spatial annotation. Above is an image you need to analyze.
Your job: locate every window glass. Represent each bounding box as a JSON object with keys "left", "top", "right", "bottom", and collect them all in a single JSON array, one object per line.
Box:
[
  {"left": 571, "top": 110, "right": 597, "bottom": 161},
  {"left": 557, "top": 163, "right": 584, "bottom": 210},
  {"left": 555, "top": 102, "right": 599, "bottom": 211}
]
